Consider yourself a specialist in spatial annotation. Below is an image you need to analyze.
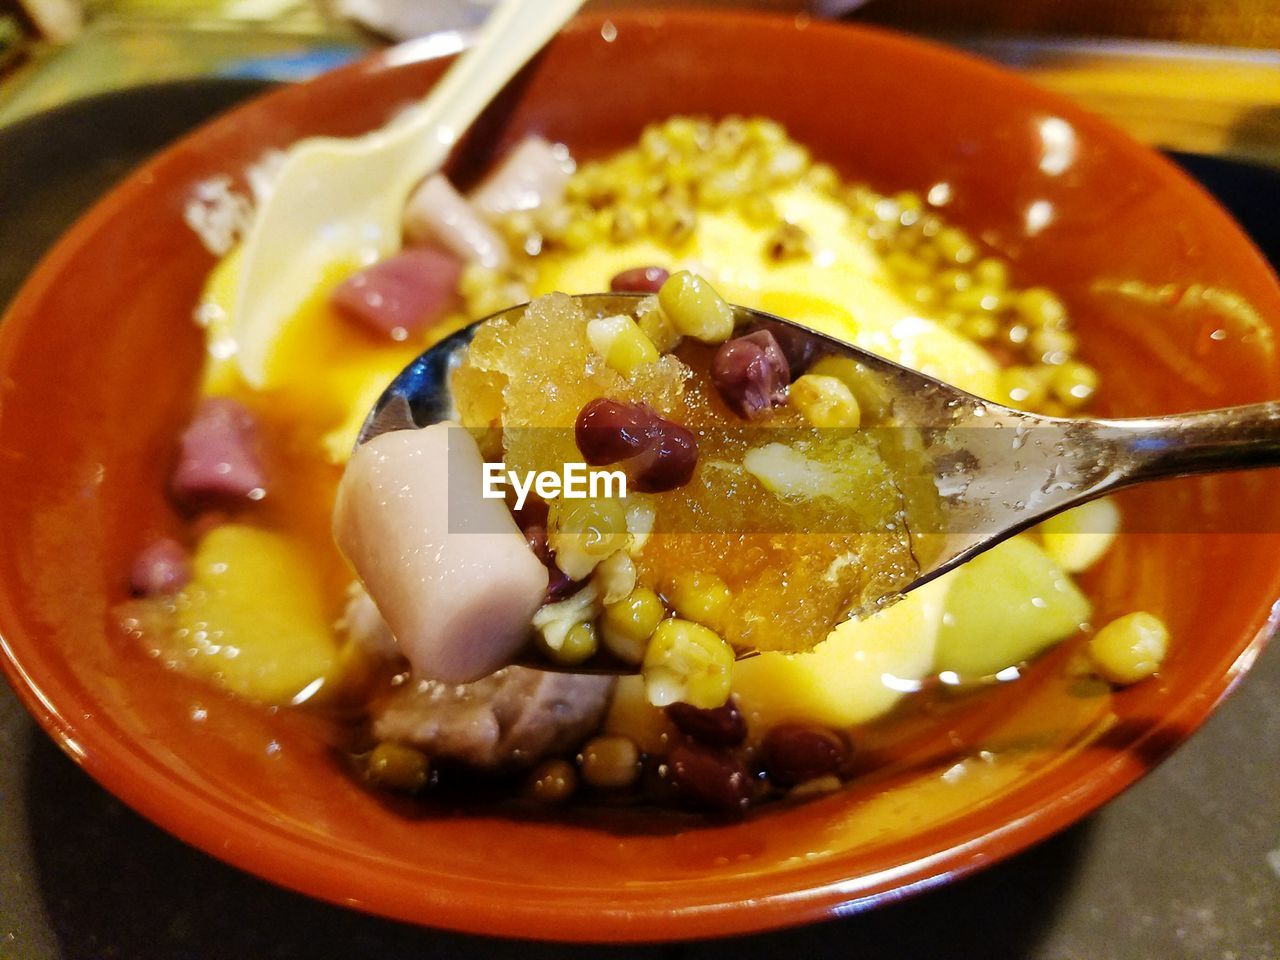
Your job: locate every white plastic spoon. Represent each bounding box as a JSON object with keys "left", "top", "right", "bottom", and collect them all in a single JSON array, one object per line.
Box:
[{"left": 231, "top": 0, "right": 585, "bottom": 387}]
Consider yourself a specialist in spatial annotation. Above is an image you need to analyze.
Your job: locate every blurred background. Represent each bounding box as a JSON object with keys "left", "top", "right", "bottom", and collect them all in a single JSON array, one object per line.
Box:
[{"left": 1, "top": 0, "right": 1278, "bottom": 165}]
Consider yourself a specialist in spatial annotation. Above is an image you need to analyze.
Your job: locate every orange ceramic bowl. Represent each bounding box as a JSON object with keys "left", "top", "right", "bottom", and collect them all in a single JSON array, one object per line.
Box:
[{"left": 1, "top": 11, "right": 1279, "bottom": 943}]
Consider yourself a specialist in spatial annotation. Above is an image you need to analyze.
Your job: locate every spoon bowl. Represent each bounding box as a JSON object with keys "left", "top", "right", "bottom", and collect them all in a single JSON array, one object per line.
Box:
[
  {"left": 358, "top": 293, "right": 1280, "bottom": 672},
  {"left": 231, "top": 0, "right": 583, "bottom": 388}
]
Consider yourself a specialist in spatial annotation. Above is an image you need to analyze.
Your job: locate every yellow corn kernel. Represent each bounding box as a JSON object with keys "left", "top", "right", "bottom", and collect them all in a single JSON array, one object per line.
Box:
[
  {"left": 586, "top": 313, "right": 660, "bottom": 375},
  {"left": 601, "top": 586, "right": 665, "bottom": 664},
  {"left": 1015, "top": 286, "right": 1068, "bottom": 327},
  {"left": 663, "top": 570, "right": 733, "bottom": 633},
  {"left": 642, "top": 618, "right": 734, "bottom": 709},
  {"left": 649, "top": 201, "right": 697, "bottom": 247},
  {"left": 657, "top": 271, "right": 736, "bottom": 344},
  {"left": 525, "top": 758, "right": 577, "bottom": 803},
  {"left": 557, "top": 621, "right": 600, "bottom": 666},
  {"left": 998, "top": 365, "right": 1050, "bottom": 411},
  {"left": 1030, "top": 325, "right": 1079, "bottom": 365},
  {"left": 608, "top": 205, "right": 643, "bottom": 244},
  {"left": 634, "top": 295, "right": 682, "bottom": 353},
  {"left": 531, "top": 584, "right": 600, "bottom": 664},
  {"left": 365, "top": 742, "right": 430, "bottom": 793},
  {"left": 764, "top": 221, "right": 811, "bottom": 262},
  {"left": 806, "top": 162, "right": 840, "bottom": 194},
  {"left": 1088, "top": 612, "right": 1169, "bottom": 685},
  {"left": 548, "top": 498, "right": 630, "bottom": 579},
  {"left": 972, "top": 257, "right": 1009, "bottom": 290},
  {"left": 1051, "top": 360, "right": 1099, "bottom": 409},
  {"left": 790, "top": 374, "right": 861, "bottom": 429},
  {"left": 934, "top": 226, "right": 977, "bottom": 265},
  {"left": 593, "top": 550, "right": 637, "bottom": 605},
  {"left": 808, "top": 356, "right": 890, "bottom": 422},
  {"left": 960, "top": 312, "right": 1000, "bottom": 342},
  {"left": 578, "top": 735, "right": 641, "bottom": 789},
  {"left": 1039, "top": 498, "right": 1120, "bottom": 573}
]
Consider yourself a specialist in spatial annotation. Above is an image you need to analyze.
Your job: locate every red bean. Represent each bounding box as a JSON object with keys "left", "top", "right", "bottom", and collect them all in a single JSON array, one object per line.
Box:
[
  {"left": 760, "top": 725, "right": 850, "bottom": 787},
  {"left": 609, "top": 265, "right": 669, "bottom": 294},
  {"left": 512, "top": 497, "right": 550, "bottom": 531},
  {"left": 667, "top": 742, "right": 753, "bottom": 813},
  {"left": 129, "top": 538, "right": 191, "bottom": 596},
  {"left": 523, "top": 525, "right": 554, "bottom": 565},
  {"left": 626, "top": 420, "right": 698, "bottom": 493},
  {"left": 710, "top": 330, "right": 790, "bottom": 419},
  {"left": 171, "top": 397, "right": 266, "bottom": 506},
  {"left": 747, "top": 319, "right": 817, "bottom": 377},
  {"left": 331, "top": 245, "right": 462, "bottom": 339},
  {"left": 574, "top": 398, "right": 698, "bottom": 493},
  {"left": 665, "top": 698, "right": 747, "bottom": 748},
  {"left": 523, "top": 525, "right": 577, "bottom": 600},
  {"left": 574, "top": 398, "right": 656, "bottom": 465}
]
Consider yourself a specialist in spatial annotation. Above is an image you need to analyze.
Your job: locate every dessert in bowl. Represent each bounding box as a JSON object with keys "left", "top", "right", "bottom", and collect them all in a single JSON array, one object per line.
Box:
[{"left": 1, "top": 11, "right": 1278, "bottom": 941}]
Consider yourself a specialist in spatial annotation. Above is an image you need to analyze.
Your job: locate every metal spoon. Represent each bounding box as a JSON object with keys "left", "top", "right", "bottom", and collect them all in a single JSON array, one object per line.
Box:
[
  {"left": 357, "top": 293, "right": 1280, "bottom": 666},
  {"left": 230, "top": 0, "right": 584, "bottom": 388}
]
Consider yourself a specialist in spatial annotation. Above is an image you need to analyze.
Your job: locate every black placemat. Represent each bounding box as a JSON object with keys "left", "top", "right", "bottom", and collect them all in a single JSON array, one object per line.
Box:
[{"left": 1, "top": 80, "right": 1277, "bottom": 960}]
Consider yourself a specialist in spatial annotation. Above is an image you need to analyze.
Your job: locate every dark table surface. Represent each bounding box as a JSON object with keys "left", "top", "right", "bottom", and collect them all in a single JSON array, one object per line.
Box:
[{"left": 0, "top": 80, "right": 1277, "bottom": 960}]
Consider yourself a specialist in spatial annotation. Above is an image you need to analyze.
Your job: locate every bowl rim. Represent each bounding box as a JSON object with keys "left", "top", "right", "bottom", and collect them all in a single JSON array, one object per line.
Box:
[{"left": 2, "top": 9, "right": 1279, "bottom": 943}]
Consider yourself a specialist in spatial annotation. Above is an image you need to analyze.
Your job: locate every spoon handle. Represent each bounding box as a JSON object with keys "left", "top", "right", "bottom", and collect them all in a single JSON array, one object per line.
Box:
[
  {"left": 1102, "top": 401, "right": 1280, "bottom": 484},
  {"left": 396, "top": 0, "right": 586, "bottom": 186}
]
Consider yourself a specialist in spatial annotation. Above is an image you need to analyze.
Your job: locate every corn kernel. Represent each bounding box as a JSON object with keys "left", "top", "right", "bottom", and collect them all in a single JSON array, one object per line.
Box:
[
  {"left": 532, "top": 584, "right": 601, "bottom": 663},
  {"left": 934, "top": 226, "right": 977, "bottom": 264},
  {"left": 634, "top": 295, "right": 681, "bottom": 353},
  {"left": 365, "top": 742, "right": 430, "bottom": 793},
  {"left": 790, "top": 374, "right": 862, "bottom": 428},
  {"left": 561, "top": 216, "right": 598, "bottom": 252},
  {"left": 601, "top": 586, "right": 665, "bottom": 664},
  {"left": 808, "top": 355, "right": 889, "bottom": 422},
  {"left": 806, "top": 162, "right": 840, "bottom": 194},
  {"left": 560, "top": 621, "right": 600, "bottom": 665},
  {"left": 998, "top": 365, "right": 1050, "bottom": 411},
  {"left": 548, "top": 498, "right": 630, "bottom": 579},
  {"left": 608, "top": 205, "right": 643, "bottom": 244},
  {"left": 1030, "top": 326, "right": 1079, "bottom": 365},
  {"left": 593, "top": 550, "right": 637, "bottom": 605},
  {"left": 526, "top": 758, "right": 577, "bottom": 803},
  {"left": 973, "top": 257, "right": 1009, "bottom": 289},
  {"left": 1016, "top": 287, "right": 1068, "bottom": 327},
  {"left": 663, "top": 570, "right": 733, "bottom": 633},
  {"left": 578, "top": 735, "right": 641, "bottom": 789},
  {"left": 699, "top": 169, "right": 743, "bottom": 209},
  {"left": 946, "top": 287, "right": 1003, "bottom": 314},
  {"left": 765, "top": 221, "right": 811, "bottom": 262},
  {"left": 960, "top": 313, "right": 1000, "bottom": 342},
  {"left": 765, "top": 143, "right": 810, "bottom": 183},
  {"left": 658, "top": 271, "right": 736, "bottom": 344},
  {"left": 935, "top": 268, "right": 973, "bottom": 294},
  {"left": 740, "top": 193, "right": 777, "bottom": 226},
  {"left": 1051, "top": 360, "right": 1098, "bottom": 408},
  {"left": 586, "top": 313, "right": 660, "bottom": 374},
  {"left": 649, "top": 201, "right": 696, "bottom": 246},
  {"left": 642, "top": 618, "right": 734, "bottom": 709},
  {"left": 883, "top": 250, "right": 931, "bottom": 282},
  {"left": 1088, "top": 612, "right": 1169, "bottom": 685}
]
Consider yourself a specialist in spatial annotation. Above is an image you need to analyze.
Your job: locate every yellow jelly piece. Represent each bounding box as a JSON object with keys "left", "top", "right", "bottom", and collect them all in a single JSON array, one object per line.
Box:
[
  {"left": 171, "top": 525, "right": 340, "bottom": 704},
  {"left": 603, "top": 675, "right": 677, "bottom": 756},
  {"left": 935, "top": 536, "right": 1090, "bottom": 678},
  {"left": 1038, "top": 498, "right": 1120, "bottom": 573},
  {"left": 732, "top": 576, "right": 949, "bottom": 730}
]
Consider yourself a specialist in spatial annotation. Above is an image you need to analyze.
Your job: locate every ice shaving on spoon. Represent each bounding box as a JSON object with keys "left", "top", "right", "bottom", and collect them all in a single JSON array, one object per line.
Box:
[{"left": 335, "top": 276, "right": 942, "bottom": 703}]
